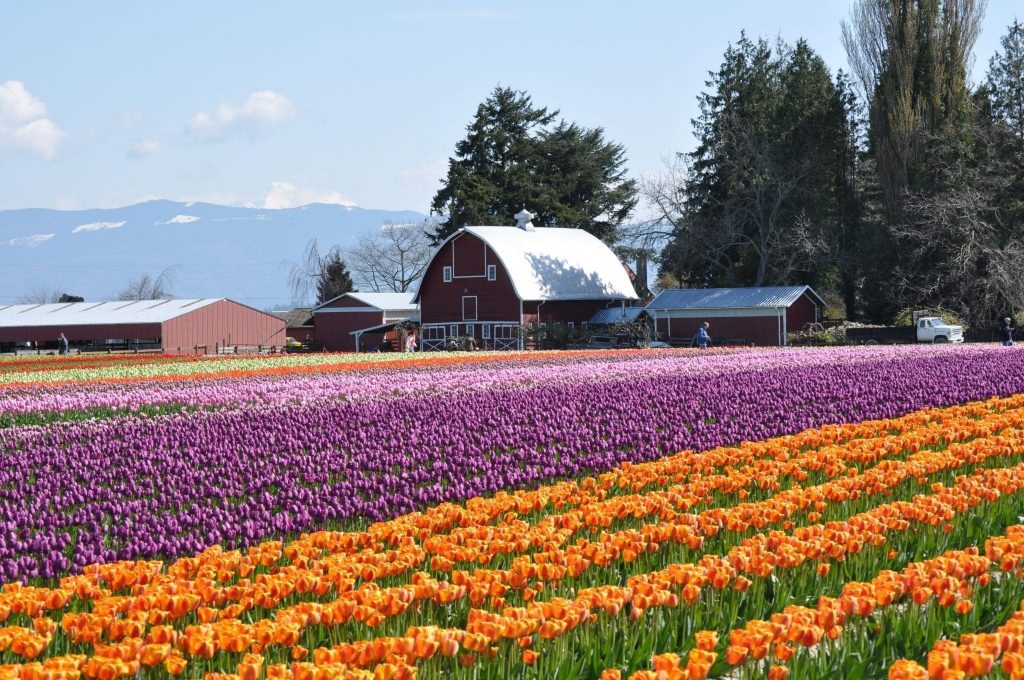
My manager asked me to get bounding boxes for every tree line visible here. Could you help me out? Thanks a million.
[654,1,1024,331]
[90,0,1018,321]
[418,0,1024,333]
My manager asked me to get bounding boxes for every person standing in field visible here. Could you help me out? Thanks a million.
[1001,317,1014,346]
[58,333,69,355]
[694,322,711,350]
[405,331,417,353]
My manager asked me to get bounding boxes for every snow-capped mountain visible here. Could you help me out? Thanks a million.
[0,200,427,309]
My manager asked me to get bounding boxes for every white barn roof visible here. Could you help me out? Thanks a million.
[0,299,222,327]
[646,286,825,311]
[312,291,417,313]
[419,225,637,302]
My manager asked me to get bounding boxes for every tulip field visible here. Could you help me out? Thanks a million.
[5,346,1024,679]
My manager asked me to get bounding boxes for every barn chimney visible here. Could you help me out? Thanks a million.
[514,208,535,231]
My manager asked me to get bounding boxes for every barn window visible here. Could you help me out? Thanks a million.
[449,324,458,337]
[466,324,475,337]
[482,325,491,339]
[568,321,575,331]
[487,264,496,281]
[443,266,453,283]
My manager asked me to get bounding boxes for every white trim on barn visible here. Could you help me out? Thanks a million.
[413,225,637,303]
[420,321,521,351]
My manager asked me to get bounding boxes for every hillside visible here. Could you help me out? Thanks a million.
[0,200,427,309]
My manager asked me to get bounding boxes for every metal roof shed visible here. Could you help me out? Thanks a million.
[588,306,647,325]
[0,298,286,354]
[311,292,419,352]
[645,286,825,346]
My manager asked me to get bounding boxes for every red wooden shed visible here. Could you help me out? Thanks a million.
[414,210,638,350]
[645,286,825,347]
[0,299,286,354]
[272,308,315,344]
[311,292,418,352]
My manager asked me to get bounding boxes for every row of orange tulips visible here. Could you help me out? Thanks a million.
[2,396,1024,678]
[888,526,1024,680]
[0,397,1012,653]
[625,527,1020,680]
[3,430,1015,679]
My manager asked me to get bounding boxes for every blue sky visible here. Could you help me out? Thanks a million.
[1,1,1019,214]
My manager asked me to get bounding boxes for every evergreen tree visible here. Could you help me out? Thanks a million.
[316,250,353,305]
[985,20,1024,232]
[987,19,1024,140]
[656,36,857,290]
[430,86,637,243]
[830,71,865,319]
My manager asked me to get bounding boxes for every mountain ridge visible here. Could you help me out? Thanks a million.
[0,200,428,309]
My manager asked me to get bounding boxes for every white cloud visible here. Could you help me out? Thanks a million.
[186,91,295,143]
[261,181,357,209]
[71,220,126,234]
[4,233,54,247]
[0,81,65,159]
[398,158,447,204]
[126,135,163,159]
[118,109,144,130]
[157,214,200,225]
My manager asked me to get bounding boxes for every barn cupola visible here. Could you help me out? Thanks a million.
[514,208,535,232]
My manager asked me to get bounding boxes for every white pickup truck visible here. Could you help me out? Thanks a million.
[913,317,965,343]
[847,315,965,344]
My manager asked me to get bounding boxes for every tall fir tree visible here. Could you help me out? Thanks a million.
[986,19,1024,140]
[316,250,353,305]
[984,19,1024,232]
[430,86,637,243]
[658,36,857,291]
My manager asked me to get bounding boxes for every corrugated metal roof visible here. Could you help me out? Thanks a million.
[646,286,824,311]
[271,308,314,327]
[0,299,222,327]
[588,306,646,325]
[415,226,638,302]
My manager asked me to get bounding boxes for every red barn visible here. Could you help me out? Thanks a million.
[414,210,638,350]
[645,286,825,347]
[311,292,418,352]
[0,298,286,354]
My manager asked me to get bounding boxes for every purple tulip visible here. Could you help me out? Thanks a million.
[0,345,1022,581]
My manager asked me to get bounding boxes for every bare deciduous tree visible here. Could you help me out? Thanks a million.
[643,156,745,285]
[18,284,65,304]
[890,127,1024,329]
[286,239,353,305]
[646,128,816,287]
[345,221,433,293]
[116,267,177,301]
